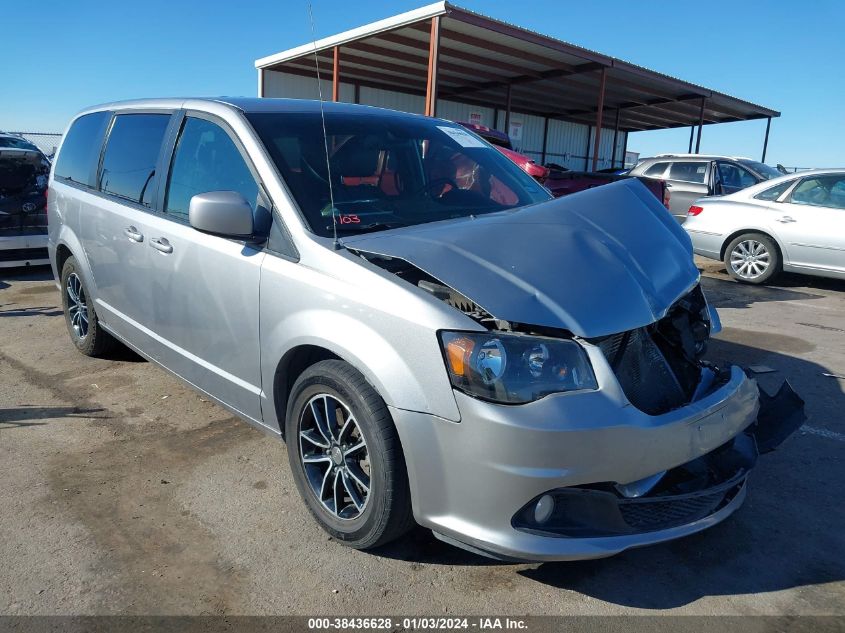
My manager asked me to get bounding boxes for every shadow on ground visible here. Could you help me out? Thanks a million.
[699,265,845,311]
[0,265,54,289]
[0,406,108,426]
[0,305,63,317]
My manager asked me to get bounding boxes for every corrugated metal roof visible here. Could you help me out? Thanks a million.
[255,2,779,132]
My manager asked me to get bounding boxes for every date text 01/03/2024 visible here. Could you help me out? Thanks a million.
[307,617,528,630]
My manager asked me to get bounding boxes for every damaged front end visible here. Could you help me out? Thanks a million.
[355,251,805,554]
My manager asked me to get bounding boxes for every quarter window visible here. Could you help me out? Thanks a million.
[668,162,707,184]
[54,111,111,187]
[165,117,259,220]
[99,114,170,206]
[754,180,794,202]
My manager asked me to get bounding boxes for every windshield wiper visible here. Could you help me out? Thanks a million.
[332,222,405,234]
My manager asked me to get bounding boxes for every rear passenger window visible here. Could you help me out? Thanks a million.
[54,111,110,187]
[668,162,707,183]
[99,114,170,206]
[165,117,259,220]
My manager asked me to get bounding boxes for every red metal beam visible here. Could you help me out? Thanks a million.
[425,16,441,117]
[592,67,607,170]
[332,46,340,102]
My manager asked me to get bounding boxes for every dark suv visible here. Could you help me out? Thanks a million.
[629,154,782,223]
[0,133,50,267]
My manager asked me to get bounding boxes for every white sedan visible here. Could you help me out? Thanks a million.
[683,169,845,284]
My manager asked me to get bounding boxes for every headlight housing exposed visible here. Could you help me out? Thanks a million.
[439,331,597,404]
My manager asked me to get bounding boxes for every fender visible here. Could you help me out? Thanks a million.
[260,307,462,430]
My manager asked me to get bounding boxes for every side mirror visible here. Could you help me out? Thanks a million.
[188,191,254,238]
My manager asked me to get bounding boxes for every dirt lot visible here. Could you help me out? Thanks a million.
[1,259,843,617]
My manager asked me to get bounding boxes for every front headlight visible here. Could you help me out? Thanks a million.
[439,330,598,404]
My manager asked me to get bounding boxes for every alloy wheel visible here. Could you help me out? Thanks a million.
[298,394,371,520]
[66,272,89,339]
[729,239,771,280]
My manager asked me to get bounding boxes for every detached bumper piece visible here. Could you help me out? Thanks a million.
[513,433,757,538]
[748,379,806,454]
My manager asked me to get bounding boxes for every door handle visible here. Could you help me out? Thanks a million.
[150,237,173,254]
[777,215,797,223]
[124,226,144,242]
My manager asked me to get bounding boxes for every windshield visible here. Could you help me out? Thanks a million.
[247,111,550,236]
[739,159,782,180]
[0,137,39,151]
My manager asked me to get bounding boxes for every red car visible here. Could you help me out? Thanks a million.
[457,122,549,181]
[458,121,669,208]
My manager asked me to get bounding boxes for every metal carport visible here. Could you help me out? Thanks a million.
[255,2,779,169]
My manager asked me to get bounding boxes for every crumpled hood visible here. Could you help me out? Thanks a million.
[343,179,700,338]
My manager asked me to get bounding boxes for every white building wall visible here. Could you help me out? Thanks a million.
[435,100,496,127]
[545,119,590,169]
[263,70,354,102]
[261,71,627,169]
[358,86,425,114]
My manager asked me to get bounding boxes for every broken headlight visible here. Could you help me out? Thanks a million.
[439,331,597,404]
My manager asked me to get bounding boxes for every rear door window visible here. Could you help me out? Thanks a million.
[164,116,259,220]
[668,162,707,183]
[54,111,111,187]
[99,114,170,206]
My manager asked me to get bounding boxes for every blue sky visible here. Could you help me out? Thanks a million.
[3,1,843,167]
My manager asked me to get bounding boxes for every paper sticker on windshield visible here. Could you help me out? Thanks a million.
[437,126,487,148]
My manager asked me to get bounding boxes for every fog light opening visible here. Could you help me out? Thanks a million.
[533,494,555,524]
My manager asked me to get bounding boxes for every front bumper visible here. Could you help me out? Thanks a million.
[0,233,49,268]
[392,365,760,562]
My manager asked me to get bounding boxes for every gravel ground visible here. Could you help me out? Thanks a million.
[0,259,843,617]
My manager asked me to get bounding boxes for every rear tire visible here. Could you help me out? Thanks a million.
[723,233,780,284]
[60,256,115,356]
[285,360,414,550]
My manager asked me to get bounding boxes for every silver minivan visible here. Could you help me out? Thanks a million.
[48,98,798,562]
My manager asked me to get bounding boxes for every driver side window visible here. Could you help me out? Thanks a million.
[165,117,259,220]
[717,162,757,189]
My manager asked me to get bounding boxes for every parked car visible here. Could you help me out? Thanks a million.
[684,169,845,284]
[0,133,51,267]
[457,121,549,180]
[49,98,799,562]
[630,154,783,223]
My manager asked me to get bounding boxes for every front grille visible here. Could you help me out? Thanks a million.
[598,327,687,415]
[513,472,747,538]
[618,490,727,530]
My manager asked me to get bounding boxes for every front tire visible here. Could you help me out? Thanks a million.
[60,256,115,356]
[285,360,414,549]
[724,233,780,284]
